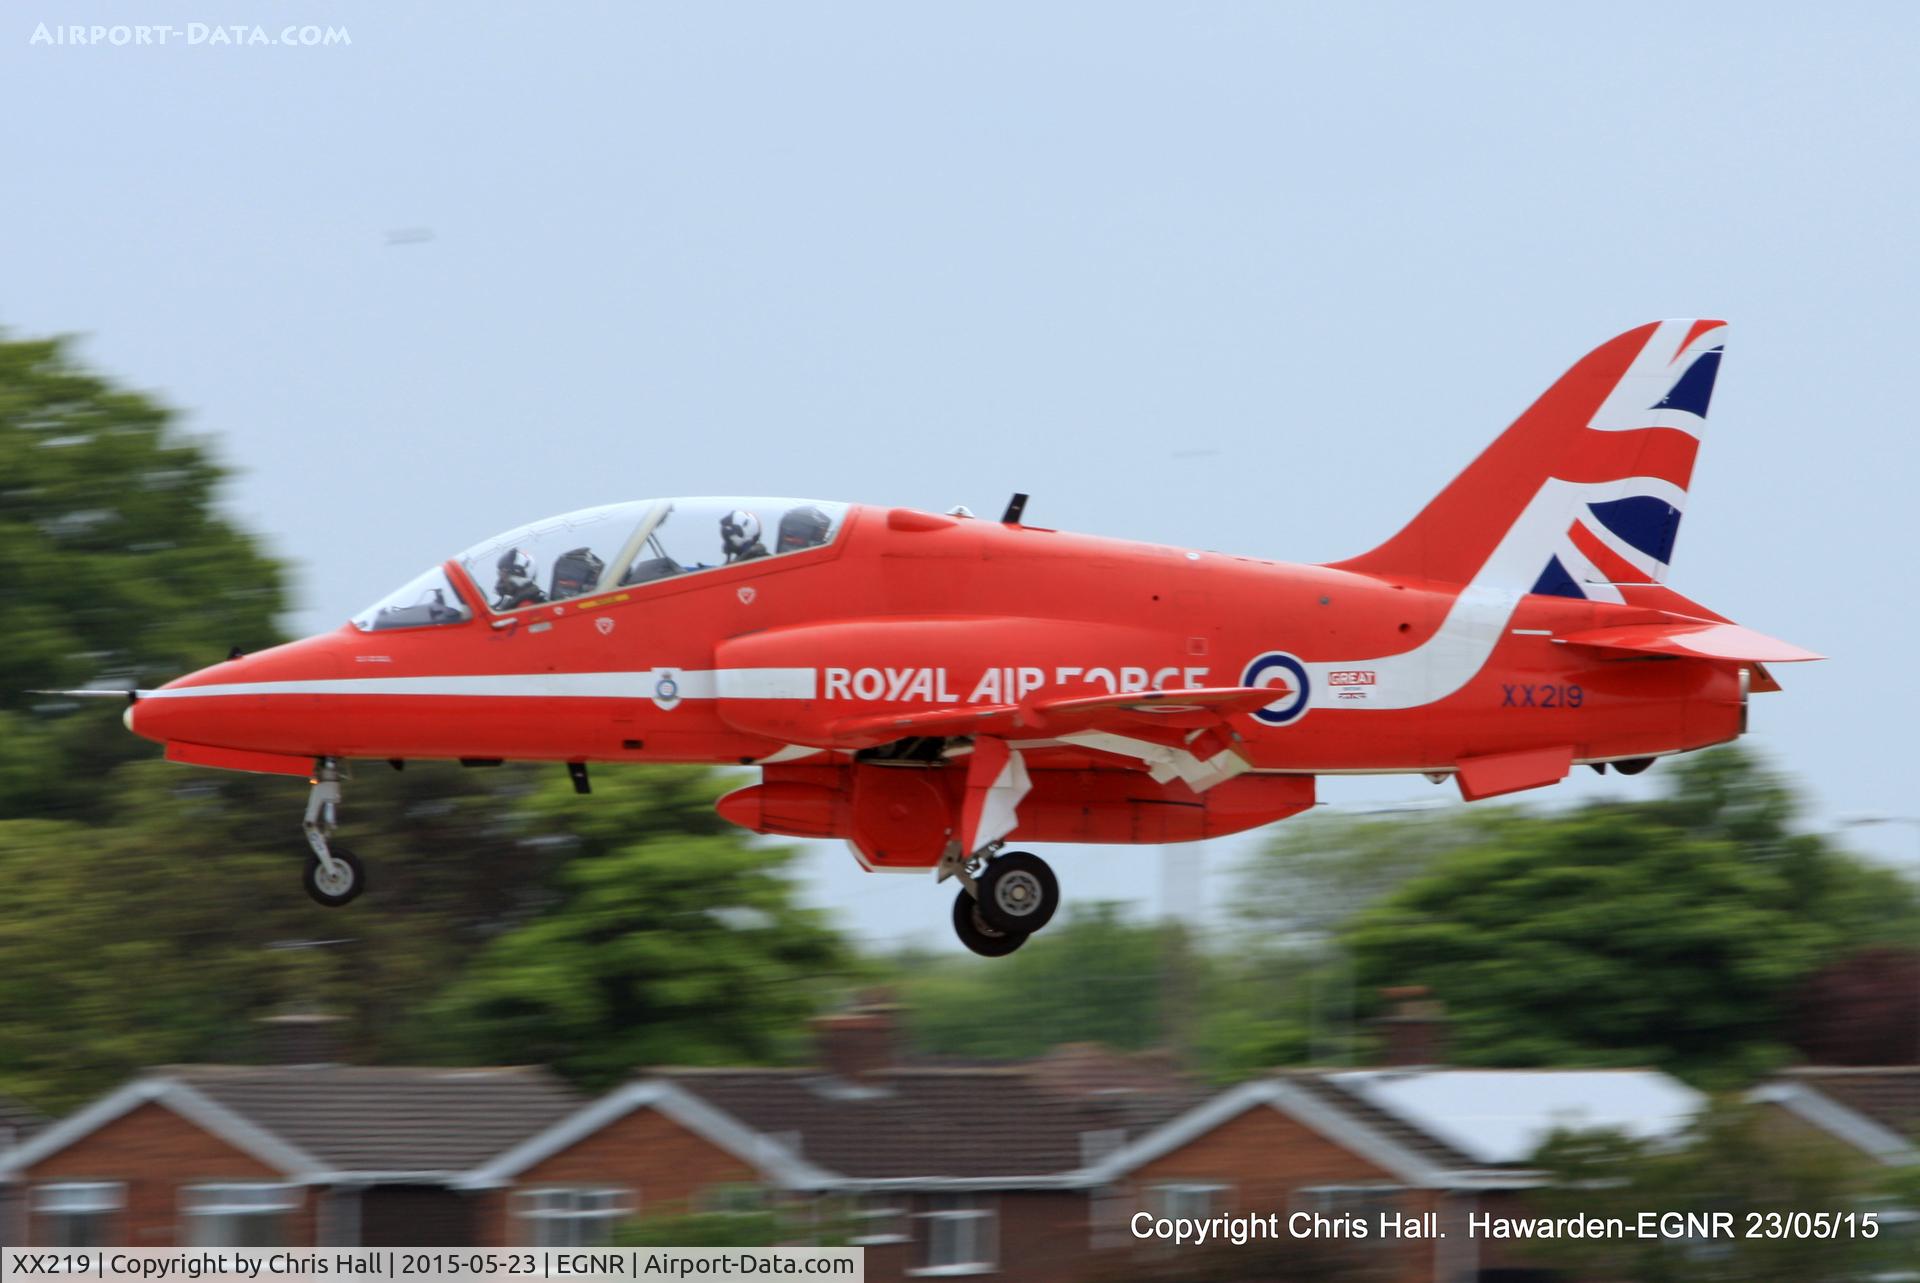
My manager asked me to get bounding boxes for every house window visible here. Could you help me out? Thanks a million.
[33,1183,122,1248]
[912,1195,995,1276]
[514,1189,633,1248]
[848,1194,907,1246]
[1147,1183,1229,1221]
[181,1184,300,1247]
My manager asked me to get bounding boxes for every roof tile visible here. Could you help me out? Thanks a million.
[162,1065,585,1173]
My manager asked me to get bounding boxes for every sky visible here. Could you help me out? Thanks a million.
[4,3,1917,948]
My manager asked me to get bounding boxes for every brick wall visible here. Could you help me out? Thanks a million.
[21,1102,315,1246]
[475,1106,759,1247]
[1124,1100,1442,1283]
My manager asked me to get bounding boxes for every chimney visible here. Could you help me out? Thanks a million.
[1375,986,1447,1067]
[814,996,898,1081]
[258,1011,346,1066]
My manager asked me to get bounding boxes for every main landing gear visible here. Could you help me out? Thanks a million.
[302,757,366,907]
[947,848,1061,957]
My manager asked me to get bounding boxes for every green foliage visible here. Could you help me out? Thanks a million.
[894,902,1176,1060]
[0,761,848,1110]
[1347,810,1825,1080]
[1200,808,1517,1075]
[613,1210,797,1248]
[1229,807,1514,945]
[430,766,851,1086]
[0,758,569,1108]
[1338,747,1920,1083]
[0,334,287,814]
[1525,1098,1905,1282]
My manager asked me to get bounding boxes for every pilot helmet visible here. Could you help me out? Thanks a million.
[496,546,537,588]
[720,509,762,554]
[777,504,832,552]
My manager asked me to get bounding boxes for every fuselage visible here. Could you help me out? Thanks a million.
[128,501,1743,777]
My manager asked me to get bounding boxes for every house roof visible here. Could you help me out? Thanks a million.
[1778,1068,1920,1141]
[1319,1069,1704,1167]
[0,1066,585,1183]
[1750,1068,1920,1166]
[1089,1067,1705,1191]
[465,1047,1204,1191]
[163,1066,586,1175]
[654,1066,1201,1181]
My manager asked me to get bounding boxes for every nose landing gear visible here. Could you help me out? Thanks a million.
[947,848,1061,957]
[302,757,366,907]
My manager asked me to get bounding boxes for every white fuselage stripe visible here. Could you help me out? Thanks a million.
[142,669,817,701]
[1299,475,1689,711]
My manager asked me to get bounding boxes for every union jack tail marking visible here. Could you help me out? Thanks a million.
[1330,319,1727,599]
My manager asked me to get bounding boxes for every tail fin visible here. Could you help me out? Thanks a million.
[1329,319,1727,602]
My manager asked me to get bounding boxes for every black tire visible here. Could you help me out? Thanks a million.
[1613,757,1655,776]
[304,845,366,907]
[952,888,1028,957]
[975,850,1060,935]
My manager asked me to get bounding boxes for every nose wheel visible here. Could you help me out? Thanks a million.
[948,849,1060,957]
[301,757,366,907]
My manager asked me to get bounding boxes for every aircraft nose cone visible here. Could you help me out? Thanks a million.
[128,634,350,749]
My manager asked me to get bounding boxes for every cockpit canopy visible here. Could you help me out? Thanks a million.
[352,497,848,631]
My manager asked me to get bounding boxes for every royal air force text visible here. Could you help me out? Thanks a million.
[823,665,1213,704]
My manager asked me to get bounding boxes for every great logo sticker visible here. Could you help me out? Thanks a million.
[1241,651,1311,725]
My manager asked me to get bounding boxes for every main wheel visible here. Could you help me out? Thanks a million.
[952,888,1028,957]
[975,851,1060,935]
[304,845,366,907]
[1613,757,1655,776]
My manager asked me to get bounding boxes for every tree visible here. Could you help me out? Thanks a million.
[1788,947,1920,1065]
[0,334,287,815]
[0,758,853,1109]
[1202,808,1516,1075]
[894,902,1176,1061]
[1346,808,1829,1081]
[1340,748,1920,1083]
[430,766,852,1085]
[1525,1099,1901,1282]
[1229,807,1513,947]
[0,757,578,1109]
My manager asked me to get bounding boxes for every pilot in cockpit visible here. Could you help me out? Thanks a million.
[776,504,833,553]
[493,547,547,610]
[720,509,769,563]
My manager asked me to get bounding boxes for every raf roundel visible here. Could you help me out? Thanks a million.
[1241,651,1311,725]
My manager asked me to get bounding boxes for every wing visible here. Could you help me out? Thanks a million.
[826,686,1277,794]
[823,685,1277,745]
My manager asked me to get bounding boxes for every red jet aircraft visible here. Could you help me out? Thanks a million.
[94,319,1819,954]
